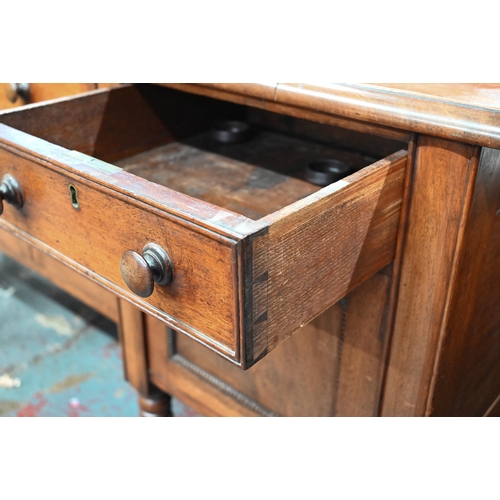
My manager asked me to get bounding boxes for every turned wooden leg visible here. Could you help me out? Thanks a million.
[118,299,174,417]
[138,389,173,417]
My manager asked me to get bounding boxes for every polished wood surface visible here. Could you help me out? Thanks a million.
[0,225,119,322]
[370,83,500,110]
[118,299,150,395]
[0,87,252,233]
[1,83,499,416]
[246,106,407,159]
[426,147,500,416]
[118,299,173,416]
[116,132,321,220]
[147,269,392,416]
[381,137,479,416]
[0,85,406,367]
[163,83,500,149]
[138,391,172,417]
[120,250,157,298]
[164,83,410,143]
[0,141,241,360]
[0,83,96,110]
[18,83,97,104]
[117,128,407,366]
[247,151,406,364]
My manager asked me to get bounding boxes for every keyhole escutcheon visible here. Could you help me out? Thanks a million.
[68,184,79,210]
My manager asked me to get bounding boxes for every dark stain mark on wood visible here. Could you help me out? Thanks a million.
[253,271,268,284]
[253,311,268,325]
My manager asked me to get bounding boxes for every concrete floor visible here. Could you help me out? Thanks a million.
[0,252,197,417]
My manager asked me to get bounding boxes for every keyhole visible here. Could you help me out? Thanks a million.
[68,184,79,209]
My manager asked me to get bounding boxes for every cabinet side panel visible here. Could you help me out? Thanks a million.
[429,147,500,416]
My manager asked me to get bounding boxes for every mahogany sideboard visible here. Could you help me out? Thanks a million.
[0,83,499,417]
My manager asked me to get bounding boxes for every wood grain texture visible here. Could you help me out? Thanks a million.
[162,83,500,149]
[199,83,500,148]
[0,89,258,235]
[0,132,405,368]
[334,269,392,416]
[245,150,407,365]
[370,83,500,110]
[427,147,500,416]
[374,135,417,415]
[118,300,173,416]
[115,128,378,220]
[148,270,392,416]
[0,84,251,165]
[246,106,407,159]
[0,225,119,322]
[23,83,97,103]
[4,82,499,416]
[0,86,406,368]
[162,83,410,143]
[189,83,279,101]
[145,317,273,416]
[381,136,479,416]
[116,133,322,220]
[275,84,500,149]
[118,299,149,394]
[0,144,242,360]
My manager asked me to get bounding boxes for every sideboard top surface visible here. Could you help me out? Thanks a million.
[368,83,500,111]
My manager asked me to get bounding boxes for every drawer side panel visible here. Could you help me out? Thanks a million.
[246,151,407,365]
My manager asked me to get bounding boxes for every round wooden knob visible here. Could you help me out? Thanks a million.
[0,174,24,216]
[4,83,30,103]
[120,243,172,298]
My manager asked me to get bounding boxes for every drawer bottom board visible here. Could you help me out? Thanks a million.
[116,128,377,220]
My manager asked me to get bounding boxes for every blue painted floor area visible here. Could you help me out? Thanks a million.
[0,252,196,417]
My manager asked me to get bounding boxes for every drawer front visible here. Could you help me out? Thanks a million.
[0,84,27,110]
[0,144,241,360]
[0,83,97,110]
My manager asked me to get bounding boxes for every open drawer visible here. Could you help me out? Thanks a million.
[0,84,407,368]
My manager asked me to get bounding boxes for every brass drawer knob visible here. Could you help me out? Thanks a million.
[0,174,24,216]
[4,83,30,103]
[120,243,173,298]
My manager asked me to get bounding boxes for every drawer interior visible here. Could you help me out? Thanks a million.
[0,84,407,221]
[115,128,379,221]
